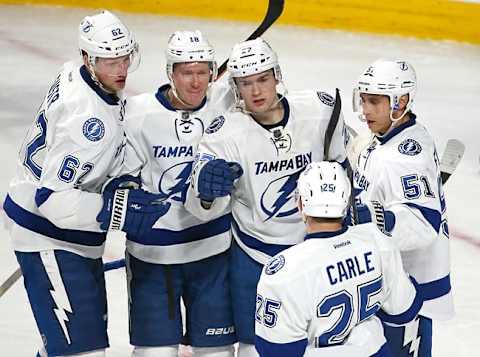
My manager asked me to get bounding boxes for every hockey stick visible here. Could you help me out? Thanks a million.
[0,259,126,299]
[346,125,464,185]
[0,267,21,299]
[440,139,465,184]
[217,0,285,77]
[322,90,359,223]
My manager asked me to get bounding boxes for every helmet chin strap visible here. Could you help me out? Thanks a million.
[86,58,118,94]
[235,80,288,117]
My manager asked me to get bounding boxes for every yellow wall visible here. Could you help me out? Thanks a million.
[2,0,479,44]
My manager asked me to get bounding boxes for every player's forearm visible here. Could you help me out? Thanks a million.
[38,188,103,232]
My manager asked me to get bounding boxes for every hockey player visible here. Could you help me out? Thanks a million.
[255,161,423,357]
[2,11,169,357]
[350,59,454,356]
[185,38,347,357]
[121,31,236,357]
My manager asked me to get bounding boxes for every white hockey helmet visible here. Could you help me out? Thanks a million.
[227,38,285,110]
[165,30,217,82]
[353,59,416,122]
[227,38,281,79]
[78,10,139,71]
[296,161,351,218]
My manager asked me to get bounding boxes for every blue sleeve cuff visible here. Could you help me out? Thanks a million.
[377,277,423,325]
[404,202,441,233]
[35,187,54,207]
[255,335,307,357]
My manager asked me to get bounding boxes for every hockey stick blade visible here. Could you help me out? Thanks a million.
[0,267,22,299]
[440,139,465,184]
[217,0,285,76]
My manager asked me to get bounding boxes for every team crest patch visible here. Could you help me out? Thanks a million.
[265,255,285,275]
[398,138,422,156]
[205,115,225,134]
[317,92,335,107]
[83,118,105,142]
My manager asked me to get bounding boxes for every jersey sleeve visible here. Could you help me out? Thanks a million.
[185,117,237,220]
[35,102,115,232]
[375,235,423,325]
[375,142,441,251]
[255,272,309,357]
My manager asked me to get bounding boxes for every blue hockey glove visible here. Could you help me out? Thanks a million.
[97,188,171,237]
[356,200,396,235]
[198,159,243,202]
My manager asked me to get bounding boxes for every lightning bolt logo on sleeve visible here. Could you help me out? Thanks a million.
[40,251,73,345]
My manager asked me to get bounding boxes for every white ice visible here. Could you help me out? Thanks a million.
[0,4,479,356]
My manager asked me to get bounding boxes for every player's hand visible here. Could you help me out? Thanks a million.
[355,201,396,235]
[198,159,243,202]
[97,188,171,237]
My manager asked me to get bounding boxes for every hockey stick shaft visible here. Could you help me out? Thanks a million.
[0,259,126,299]
[217,0,285,76]
[0,267,21,299]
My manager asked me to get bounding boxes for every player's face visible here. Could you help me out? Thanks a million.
[94,55,131,92]
[359,93,392,134]
[171,62,211,109]
[236,70,278,114]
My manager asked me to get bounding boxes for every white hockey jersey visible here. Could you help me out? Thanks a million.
[255,224,422,357]
[353,115,454,320]
[121,79,234,264]
[186,90,347,265]
[3,62,127,259]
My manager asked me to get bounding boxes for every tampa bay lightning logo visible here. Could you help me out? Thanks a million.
[261,169,303,221]
[398,138,422,156]
[81,20,93,33]
[175,115,204,142]
[206,116,225,134]
[317,91,335,107]
[157,161,193,203]
[265,255,285,275]
[82,118,105,142]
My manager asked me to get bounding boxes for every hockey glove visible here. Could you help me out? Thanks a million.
[356,201,396,235]
[198,159,243,202]
[97,188,171,237]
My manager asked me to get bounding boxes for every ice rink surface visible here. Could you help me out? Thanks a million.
[0,4,479,356]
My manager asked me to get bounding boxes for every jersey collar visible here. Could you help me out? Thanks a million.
[256,95,290,131]
[79,65,120,106]
[376,113,417,145]
[155,84,207,112]
[304,225,348,240]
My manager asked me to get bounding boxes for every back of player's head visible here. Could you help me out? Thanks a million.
[296,161,351,218]
[165,30,217,81]
[353,59,417,120]
[227,38,281,79]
